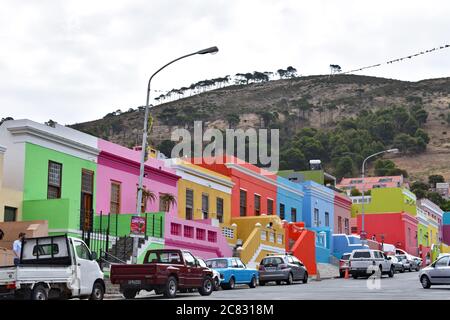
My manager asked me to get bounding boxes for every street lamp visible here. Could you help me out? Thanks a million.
[132,46,219,264]
[360,148,399,245]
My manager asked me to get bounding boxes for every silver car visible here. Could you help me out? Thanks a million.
[419,254,450,289]
[258,254,308,285]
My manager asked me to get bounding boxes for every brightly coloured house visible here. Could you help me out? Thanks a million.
[416,206,431,265]
[444,212,450,246]
[0,119,99,236]
[276,176,304,223]
[0,144,22,222]
[337,175,406,194]
[418,199,443,261]
[351,187,418,255]
[334,191,351,235]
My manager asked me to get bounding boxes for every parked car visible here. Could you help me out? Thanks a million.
[396,254,414,272]
[258,254,308,285]
[205,257,258,290]
[419,254,450,289]
[197,258,221,290]
[110,249,214,298]
[349,249,395,279]
[0,235,105,300]
[339,253,351,278]
[389,256,405,273]
[410,256,422,271]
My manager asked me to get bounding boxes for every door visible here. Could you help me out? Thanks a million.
[182,252,201,287]
[235,258,247,283]
[80,170,94,234]
[73,239,98,296]
[291,256,304,279]
[429,256,450,284]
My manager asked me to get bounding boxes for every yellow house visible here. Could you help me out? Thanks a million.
[164,159,233,224]
[0,145,23,222]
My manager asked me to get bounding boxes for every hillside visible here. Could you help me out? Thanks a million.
[70,74,450,181]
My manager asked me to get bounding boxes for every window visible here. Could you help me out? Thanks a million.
[435,256,450,268]
[254,194,261,216]
[184,225,194,238]
[182,252,196,267]
[267,199,274,215]
[280,203,285,220]
[47,161,62,199]
[352,251,371,259]
[239,190,247,216]
[236,259,245,268]
[216,197,224,223]
[206,259,228,268]
[230,259,239,268]
[186,189,194,220]
[159,195,169,212]
[344,218,350,235]
[261,257,283,266]
[81,170,94,194]
[202,193,209,219]
[291,208,297,222]
[325,212,330,227]
[4,207,17,222]
[314,208,319,227]
[156,252,182,264]
[33,244,59,257]
[196,228,206,240]
[170,223,181,236]
[110,182,121,214]
[208,231,217,243]
[74,241,91,260]
[337,216,342,233]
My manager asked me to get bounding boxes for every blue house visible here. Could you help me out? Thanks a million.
[276,176,304,223]
[301,180,335,263]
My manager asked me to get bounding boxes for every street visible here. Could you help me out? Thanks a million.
[107,272,450,300]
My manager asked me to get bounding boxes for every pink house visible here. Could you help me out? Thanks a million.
[337,176,406,194]
[96,139,179,215]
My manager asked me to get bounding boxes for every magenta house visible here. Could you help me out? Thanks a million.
[96,139,179,216]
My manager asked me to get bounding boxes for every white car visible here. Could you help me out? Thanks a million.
[197,258,222,290]
[349,249,395,279]
[419,254,450,289]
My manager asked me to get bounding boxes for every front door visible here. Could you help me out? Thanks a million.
[80,170,94,234]
[429,256,450,284]
[73,239,97,296]
[182,252,201,286]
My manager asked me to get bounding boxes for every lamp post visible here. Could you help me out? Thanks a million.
[360,148,399,246]
[132,46,219,264]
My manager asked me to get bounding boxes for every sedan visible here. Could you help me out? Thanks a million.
[419,254,450,289]
[206,257,258,290]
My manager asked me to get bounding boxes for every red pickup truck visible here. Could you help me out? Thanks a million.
[110,249,214,298]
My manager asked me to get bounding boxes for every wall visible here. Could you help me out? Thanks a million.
[334,192,351,234]
[0,147,23,221]
[332,234,368,258]
[96,139,178,216]
[276,176,304,223]
[351,188,416,217]
[356,212,418,255]
[301,181,334,231]
[22,143,97,232]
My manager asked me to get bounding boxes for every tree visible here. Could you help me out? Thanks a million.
[141,188,156,213]
[159,193,177,212]
[350,188,362,196]
[374,159,396,176]
[426,191,445,207]
[226,113,240,129]
[329,64,342,75]
[335,156,354,180]
[413,108,428,125]
[428,175,445,188]
[279,148,307,170]
[410,181,430,199]
[157,140,176,158]
[415,129,430,144]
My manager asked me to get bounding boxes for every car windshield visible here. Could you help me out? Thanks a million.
[197,258,207,268]
[352,251,371,258]
[206,259,228,268]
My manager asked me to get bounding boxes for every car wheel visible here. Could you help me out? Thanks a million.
[198,277,214,296]
[164,276,178,298]
[388,266,395,278]
[352,274,358,279]
[89,282,105,300]
[286,272,294,285]
[213,277,220,291]
[400,266,405,273]
[249,276,257,288]
[302,272,308,284]
[31,285,48,301]
[259,281,266,286]
[123,288,138,299]
[421,275,431,289]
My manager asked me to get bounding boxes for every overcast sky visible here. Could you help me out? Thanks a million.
[1,0,450,125]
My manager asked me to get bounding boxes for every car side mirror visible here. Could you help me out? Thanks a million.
[90,252,97,261]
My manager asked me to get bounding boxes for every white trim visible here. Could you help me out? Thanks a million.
[226,163,305,197]
[8,124,100,158]
[247,244,286,269]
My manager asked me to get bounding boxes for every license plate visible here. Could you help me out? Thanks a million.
[128,280,141,285]
[265,267,276,271]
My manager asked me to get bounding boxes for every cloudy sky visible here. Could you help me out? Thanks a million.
[1,0,450,125]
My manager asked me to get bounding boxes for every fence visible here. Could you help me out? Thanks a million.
[80,211,165,262]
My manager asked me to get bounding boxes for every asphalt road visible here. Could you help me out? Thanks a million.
[109,271,450,300]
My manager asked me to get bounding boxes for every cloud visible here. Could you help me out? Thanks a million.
[1,0,449,124]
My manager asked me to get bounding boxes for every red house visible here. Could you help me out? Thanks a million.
[334,192,352,235]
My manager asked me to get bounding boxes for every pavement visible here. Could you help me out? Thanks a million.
[105,271,450,300]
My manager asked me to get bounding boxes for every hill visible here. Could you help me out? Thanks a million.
[70,74,450,182]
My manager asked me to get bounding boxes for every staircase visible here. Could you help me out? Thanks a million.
[108,237,146,264]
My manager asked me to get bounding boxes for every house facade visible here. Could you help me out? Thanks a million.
[0,144,22,222]
[276,176,304,223]
[337,175,405,194]
[334,191,351,235]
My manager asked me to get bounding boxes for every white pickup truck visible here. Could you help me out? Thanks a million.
[349,249,395,279]
[0,235,105,300]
